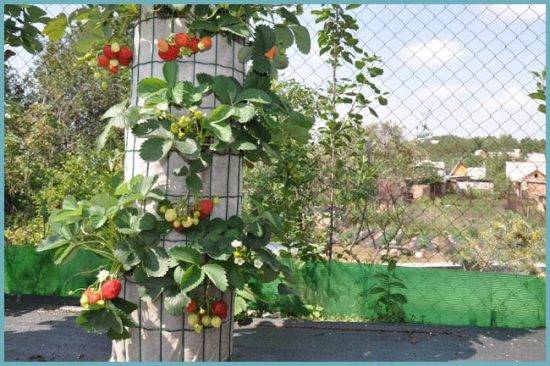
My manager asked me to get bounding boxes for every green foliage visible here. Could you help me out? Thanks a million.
[417,134,545,168]
[449,213,545,275]
[4,4,51,57]
[529,68,546,114]
[364,259,407,323]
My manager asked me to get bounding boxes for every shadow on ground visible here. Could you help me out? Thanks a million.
[4,296,545,362]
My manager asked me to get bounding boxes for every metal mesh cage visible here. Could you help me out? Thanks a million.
[112,6,244,361]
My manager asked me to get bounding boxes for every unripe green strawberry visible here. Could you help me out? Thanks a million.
[170,123,179,134]
[101,81,108,90]
[193,323,203,333]
[164,208,177,222]
[111,42,120,53]
[210,316,222,328]
[94,71,102,78]
[80,293,89,307]
[187,313,199,326]
[201,315,212,327]
[182,216,194,228]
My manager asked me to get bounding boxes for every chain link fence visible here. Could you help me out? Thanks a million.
[4,4,546,327]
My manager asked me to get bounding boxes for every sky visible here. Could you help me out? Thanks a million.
[6,4,546,140]
[281,4,546,140]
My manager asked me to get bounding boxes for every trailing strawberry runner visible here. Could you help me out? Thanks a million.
[38,4,312,362]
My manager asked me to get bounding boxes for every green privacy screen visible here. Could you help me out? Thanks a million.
[262,261,546,329]
[4,245,105,297]
[4,246,545,328]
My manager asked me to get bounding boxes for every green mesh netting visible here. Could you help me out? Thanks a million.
[260,261,546,329]
[4,247,545,328]
[4,245,106,297]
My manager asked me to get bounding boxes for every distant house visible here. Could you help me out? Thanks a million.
[506,161,546,198]
[447,161,492,191]
[524,169,546,198]
[410,161,446,199]
[448,161,468,180]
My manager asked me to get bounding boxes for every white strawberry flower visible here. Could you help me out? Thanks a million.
[97,269,110,282]
[231,239,243,248]
[253,259,263,269]
[234,257,245,266]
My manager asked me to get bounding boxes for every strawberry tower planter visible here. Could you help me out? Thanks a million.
[37,4,312,363]
[112,6,244,361]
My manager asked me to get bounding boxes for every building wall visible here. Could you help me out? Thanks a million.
[456,180,494,191]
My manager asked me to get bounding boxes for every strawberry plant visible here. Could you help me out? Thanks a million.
[38,5,312,343]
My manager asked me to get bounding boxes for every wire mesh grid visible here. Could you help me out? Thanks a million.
[113,9,244,361]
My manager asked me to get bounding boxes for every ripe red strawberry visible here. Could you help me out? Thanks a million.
[189,37,200,54]
[119,57,132,67]
[117,46,133,64]
[185,299,198,313]
[198,36,212,51]
[84,288,102,304]
[101,279,122,299]
[97,54,109,67]
[108,64,119,74]
[103,44,116,59]
[175,33,191,48]
[199,199,214,217]
[211,299,228,319]
[159,45,179,61]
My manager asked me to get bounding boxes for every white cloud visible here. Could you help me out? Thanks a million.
[486,4,545,22]
[415,84,471,101]
[398,38,463,67]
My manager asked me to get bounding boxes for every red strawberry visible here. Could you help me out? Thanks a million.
[198,36,212,51]
[117,46,133,64]
[103,44,117,59]
[119,57,132,67]
[185,299,198,313]
[84,288,102,304]
[189,37,200,54]
[157,39,169,52]
[108,64,119,74]
[198,199,214,217]
[175,33,191,48]
[159,45,179,61]
[101,279,122,300]
[264,46,277,60]
[211,299,228,319]
[97,54,109,67]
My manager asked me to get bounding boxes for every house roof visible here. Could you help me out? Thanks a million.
[505,161,546,182]
[526,153,545,163]
[449,161,467,176]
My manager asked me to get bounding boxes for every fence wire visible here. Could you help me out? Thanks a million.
[4,4,547,327]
